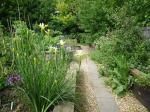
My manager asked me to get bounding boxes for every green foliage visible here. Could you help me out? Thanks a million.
[77,0,150,43]
[12,21,75,112]
[135,73,150,88]
[77,0,114,34]
[132,41,150,73]
[51,0,77,33]
[91,25,150,95]
[0,0,149,98]
[127,0,150,26]
[108,55,133,95]
[0,77,5,90]
[91,2,150,95]
[0,25,13,90]
[91,37,134,95]
[0,0,54,27]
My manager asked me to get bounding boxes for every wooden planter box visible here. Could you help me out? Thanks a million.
[132,85,150,111]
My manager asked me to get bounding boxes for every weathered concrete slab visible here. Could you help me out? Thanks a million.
[81,57,119,112]
[53,102,74,112]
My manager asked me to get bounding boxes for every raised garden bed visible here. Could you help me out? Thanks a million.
[0,88,30,112]
[131,69,150,111]
[0,91,72,112]
[0,61,78,112]
[133,85,150,111]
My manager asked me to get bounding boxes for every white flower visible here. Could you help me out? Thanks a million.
[39,23,48,30]
[59,40,65,46]
[48,46,58,53]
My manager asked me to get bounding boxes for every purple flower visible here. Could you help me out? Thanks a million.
[7,74,22,86]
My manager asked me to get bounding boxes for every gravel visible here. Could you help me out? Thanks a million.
[75,71,99,112]
[115,92,149,112]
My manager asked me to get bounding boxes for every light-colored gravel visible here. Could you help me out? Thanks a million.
[102,76,149,112]
[101,74,149,112]
[75,71,99,112]
[75,45,99,112]
[115,92,149,112]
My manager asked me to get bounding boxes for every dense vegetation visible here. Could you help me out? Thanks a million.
[0,0,150,111]
[88,0,150,95]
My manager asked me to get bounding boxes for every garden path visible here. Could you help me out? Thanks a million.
[80,46,119,112]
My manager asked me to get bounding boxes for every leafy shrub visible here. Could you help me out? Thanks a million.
[92,34,116,67]
[51,0,77,33]
[77,0,115,34]
[91,7,150,95]
[131,40,150,73]
[135,73,150,88]
[12,21,75,112]
[91,26,149,95]
[108,55,133,95]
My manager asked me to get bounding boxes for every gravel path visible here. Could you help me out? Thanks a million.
[75,71,99,112]
[75,46,99,112]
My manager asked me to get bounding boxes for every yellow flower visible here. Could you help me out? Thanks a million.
[59,40,65,46]
[39,23,48,30]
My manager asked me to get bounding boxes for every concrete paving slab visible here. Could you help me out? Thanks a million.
[81,57,119,112]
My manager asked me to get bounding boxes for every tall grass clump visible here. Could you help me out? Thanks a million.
[11,21,75,112]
